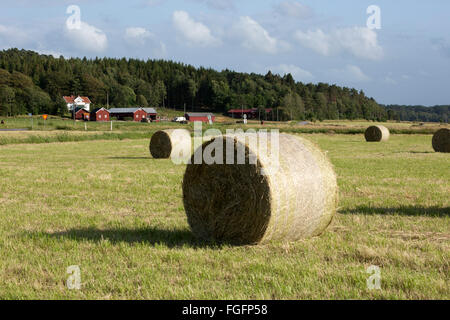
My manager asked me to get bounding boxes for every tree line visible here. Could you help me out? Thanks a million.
[384,105,448,123]
[0,48,447,122]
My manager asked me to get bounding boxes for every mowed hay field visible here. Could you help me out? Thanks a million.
[0,134,448,299]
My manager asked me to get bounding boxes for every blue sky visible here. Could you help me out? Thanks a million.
[1,0,449,105]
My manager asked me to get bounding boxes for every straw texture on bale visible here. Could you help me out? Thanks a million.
[432,128,450,153]
[149,129,191,159]
[182,133,338,245]
[365,125,390,142]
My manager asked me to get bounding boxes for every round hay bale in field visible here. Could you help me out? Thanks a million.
[432,128,450,153]
[364,125,390,142]
[149,129,191,159]
[182,133,338,245]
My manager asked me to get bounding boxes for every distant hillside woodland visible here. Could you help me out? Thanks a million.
[0,49,447,122]
[384,105,448,123]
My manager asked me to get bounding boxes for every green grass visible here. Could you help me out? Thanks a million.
[1,120,448,147]
[0,134,448,299]
[0,116,185,132]
[0,131,155,146]
[1,116,447,138]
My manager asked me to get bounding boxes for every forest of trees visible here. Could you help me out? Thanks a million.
[384,105,448,123]
[0,48,447,122]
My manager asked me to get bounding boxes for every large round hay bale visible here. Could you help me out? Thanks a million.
[149,129,191,159]
[182,133,338,245]
[365,125,390,142]
[432,128,450,153]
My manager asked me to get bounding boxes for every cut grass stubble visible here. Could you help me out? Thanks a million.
[0,134,448,299]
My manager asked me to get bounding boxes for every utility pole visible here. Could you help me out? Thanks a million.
[184,103,186,117]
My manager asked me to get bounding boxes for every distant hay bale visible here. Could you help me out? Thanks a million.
[365,125,390,142]
[432,128,450,153]
[149,129,191,159]
[182,133,338,245]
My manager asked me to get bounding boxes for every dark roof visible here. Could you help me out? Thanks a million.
[185,112,214,117]
[73,107,89,113]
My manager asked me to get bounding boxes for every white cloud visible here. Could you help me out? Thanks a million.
[233,16,288,54]
[293,29,331,56]
[345,65,370,82]
[35,49,64,58]
[125,27,154,45]
[124,27,166,58]
[0,24,64,57]
[331,65,370,82]
[64,21,107,53]
[173,11,221,47]
[294,27,383,60]
[0,24,31,48]
[275,1,313,19]
[335,27,383,60]
[268,64,313,82]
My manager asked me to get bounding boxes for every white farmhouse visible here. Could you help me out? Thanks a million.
[63,96,91,112]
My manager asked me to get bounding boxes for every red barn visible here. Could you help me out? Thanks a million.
[133,108,148,122]
[185,112,215,123]
[90,108,110,121]
[73,107,90,120]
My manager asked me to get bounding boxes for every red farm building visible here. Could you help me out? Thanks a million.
[133,108,148,122]
[90,108,110,121]
[73,107,90,121]
[108,107,157,122]
[185,112,215,123]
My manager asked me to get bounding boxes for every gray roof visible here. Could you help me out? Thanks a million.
[143,108,157,114]
[108,108,139,114]
[109,107,157,114]
[185,112,214,117]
